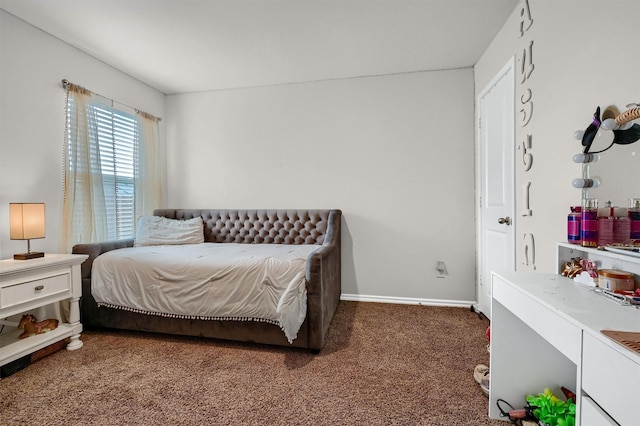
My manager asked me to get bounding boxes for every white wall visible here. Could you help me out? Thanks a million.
[0,10,165,259]
[475,0,640,273]
[166,70,476,303]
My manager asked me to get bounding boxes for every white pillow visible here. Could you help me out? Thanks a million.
[134,216,204,247]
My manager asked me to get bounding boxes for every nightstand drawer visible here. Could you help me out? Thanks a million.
[0,272,71,310]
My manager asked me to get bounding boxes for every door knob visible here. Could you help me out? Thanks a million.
[498,216,511,225]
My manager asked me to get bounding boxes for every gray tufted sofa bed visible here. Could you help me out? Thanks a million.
[72,209,342,353]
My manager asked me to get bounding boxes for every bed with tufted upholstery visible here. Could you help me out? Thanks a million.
[72,209,341,353]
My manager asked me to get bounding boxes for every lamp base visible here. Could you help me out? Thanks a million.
[14,252,44,260]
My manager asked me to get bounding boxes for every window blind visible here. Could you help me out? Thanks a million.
[95,105,138,240]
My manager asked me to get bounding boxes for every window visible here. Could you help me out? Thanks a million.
[62,81,162,251]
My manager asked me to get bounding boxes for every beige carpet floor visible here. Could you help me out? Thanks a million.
[0,301,504,425]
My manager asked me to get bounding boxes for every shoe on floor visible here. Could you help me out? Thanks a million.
[473,364,489,384]
[479,372,490,397]
[473,364,490,397]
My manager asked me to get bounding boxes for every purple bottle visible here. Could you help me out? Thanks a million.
[567,206,581,245]
[581,199,598,248]
[629,198,640,240]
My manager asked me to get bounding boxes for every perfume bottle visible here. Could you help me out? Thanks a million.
[567,206,581,245]
[629,198,640,239]
[581,198,598,247]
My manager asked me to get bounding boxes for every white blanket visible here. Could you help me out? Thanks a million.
[91,243,320,343]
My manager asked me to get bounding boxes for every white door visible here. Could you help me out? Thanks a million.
[476,58,516,319]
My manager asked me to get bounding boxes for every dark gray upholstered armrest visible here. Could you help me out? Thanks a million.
[305,210,342,350]
[72,239,135,281]
[72,239,135,328]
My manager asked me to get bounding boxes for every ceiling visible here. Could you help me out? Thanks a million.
[0,0,517,94]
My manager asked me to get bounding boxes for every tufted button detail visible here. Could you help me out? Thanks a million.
[170,209,332,245]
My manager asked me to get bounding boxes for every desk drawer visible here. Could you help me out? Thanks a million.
[582,332,640,425]
[0,272,71,310]
[492,275,581,363]
[580,395,617,426]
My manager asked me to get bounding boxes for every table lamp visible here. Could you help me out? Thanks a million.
[9,203,45,260]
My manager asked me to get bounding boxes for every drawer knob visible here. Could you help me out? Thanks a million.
[34,285,44,291]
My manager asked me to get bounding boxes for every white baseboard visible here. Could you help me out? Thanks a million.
[340,293,476,308]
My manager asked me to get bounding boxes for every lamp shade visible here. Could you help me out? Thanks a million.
[10,203,45,240]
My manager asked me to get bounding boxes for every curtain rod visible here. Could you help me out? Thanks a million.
[61,79,162,122]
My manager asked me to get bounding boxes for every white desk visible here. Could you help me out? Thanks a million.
[490,270,640,425]
[0,254,88,370]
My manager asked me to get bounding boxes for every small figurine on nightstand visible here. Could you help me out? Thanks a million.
[17,314,59,339]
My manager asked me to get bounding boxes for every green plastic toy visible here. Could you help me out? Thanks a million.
[525,388,576,426]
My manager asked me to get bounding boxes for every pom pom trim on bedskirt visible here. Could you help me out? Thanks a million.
[96,302,281,327]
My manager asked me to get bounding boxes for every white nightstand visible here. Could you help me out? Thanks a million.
[0,253,88,370]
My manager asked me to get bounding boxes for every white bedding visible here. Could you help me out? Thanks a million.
[91,243,320,343]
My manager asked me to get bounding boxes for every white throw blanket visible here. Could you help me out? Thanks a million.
[91,243,320,343]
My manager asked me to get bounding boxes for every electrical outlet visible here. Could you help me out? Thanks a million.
[436,261,447,278]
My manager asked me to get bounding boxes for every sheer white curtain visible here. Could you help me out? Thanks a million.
[61,82,163,252]
[135,111,164,218]
[61,84,109,252]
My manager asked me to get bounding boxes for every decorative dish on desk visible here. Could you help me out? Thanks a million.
[601,330,640,355]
